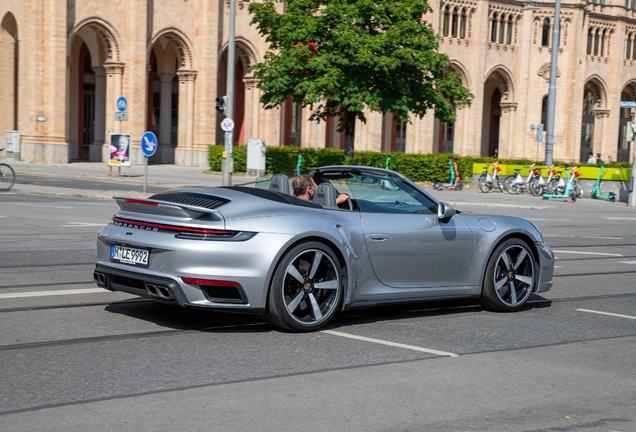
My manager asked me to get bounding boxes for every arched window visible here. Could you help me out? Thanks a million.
[506,16,513,44]
[491,14,498,43]
[587,28,593,55]
[499,15,506,43]
[600,29,606,57]
[632,34,636,59]
[594,29,600,56]
[541,18,550,47]
[443,6,450,37]
[451,7,458,37]
[541,96,548,127]
[459,9,467,39]
[627,35,632,60]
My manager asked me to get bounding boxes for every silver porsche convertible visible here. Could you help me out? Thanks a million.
[94,165,554,332]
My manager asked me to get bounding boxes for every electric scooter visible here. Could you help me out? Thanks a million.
[433,157,464,191]
[542,166,578,202]
[591,165,616,202]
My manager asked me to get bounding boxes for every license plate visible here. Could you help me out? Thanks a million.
[110,245,149,267]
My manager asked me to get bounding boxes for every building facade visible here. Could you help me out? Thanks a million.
[0,0,634,166]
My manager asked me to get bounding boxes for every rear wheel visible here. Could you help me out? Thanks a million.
[505,176,520,194]
[573,181,583,198]
[456,181,463,191]
[529,179,543,196]
[433,182,442,191]
[569,191,577,202]
[481,239,536,312]
[264,242,343,332]
[610,192,616,202]
[479,175,490,193]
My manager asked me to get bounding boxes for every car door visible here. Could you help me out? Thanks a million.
[347,175,473,288]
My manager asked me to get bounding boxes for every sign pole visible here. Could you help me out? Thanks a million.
[144,156,148,194]
[222,0,236,187]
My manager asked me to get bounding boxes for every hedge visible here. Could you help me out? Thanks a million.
[207,145,631,183]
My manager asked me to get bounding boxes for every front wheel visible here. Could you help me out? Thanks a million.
[479,176,491,193]
[529,180,543,197]
[481,238,536,312]
[264,242,343,332]
[0,163,16,191]
[569,191,577,202]
[455,181,463,191]
[573,181,584,199]
[505,176,520,194]
[433,182,442,191]
[610,192,616,202]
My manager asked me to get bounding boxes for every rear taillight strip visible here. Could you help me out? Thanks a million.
[112,217,233,235]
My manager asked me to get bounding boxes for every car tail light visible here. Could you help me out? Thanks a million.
[182,278,241,287]
[112,217,233,235]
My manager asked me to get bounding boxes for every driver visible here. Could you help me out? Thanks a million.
[292,175,349,205]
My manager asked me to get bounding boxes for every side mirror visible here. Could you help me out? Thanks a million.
[437,202,456,220]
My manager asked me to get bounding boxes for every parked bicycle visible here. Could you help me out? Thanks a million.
[0,149,16,191]
[504,164,537,194]
[479,161,503,193]
[542,166,580,202]
[529,165,556,196]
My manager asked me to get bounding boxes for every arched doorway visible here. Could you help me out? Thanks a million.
[580,91,595,162]
[0,12,18,152]
[481,68,514,158]
[69,22,117,162]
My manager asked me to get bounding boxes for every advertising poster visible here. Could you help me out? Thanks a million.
[109,133,131,166]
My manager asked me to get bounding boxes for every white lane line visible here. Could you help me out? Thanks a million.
[0,288,104,299]
[322,330,458,358]
[619,261,636,265]
[603,217,636,220]
[544,235,622,240]
[577,309,636,321]
[15,203,73,209]
[552,250,623,257]
[526,218,571,221]
[60,222,106,227]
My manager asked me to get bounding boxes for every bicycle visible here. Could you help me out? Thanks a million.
[504,164,537,194]
[542,166,579,202]
[479,162,503,193]
[529,165,556,196]
[0,149,16,191]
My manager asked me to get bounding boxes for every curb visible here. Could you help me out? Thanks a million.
[446,201,549,210]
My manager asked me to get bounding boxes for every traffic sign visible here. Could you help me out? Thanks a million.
[620,101,636,108]
[117,96,128,112]
[115,112,128,121]
[221,118,235,132]
[141,131,158,157]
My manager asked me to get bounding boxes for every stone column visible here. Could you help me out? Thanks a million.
[455,105,468,156]
[174,70,198,166]
[103,62,125,162]
[91,66,106,162]
[499,103,518,159]
[594,109,610,161]
[158,72,175,163]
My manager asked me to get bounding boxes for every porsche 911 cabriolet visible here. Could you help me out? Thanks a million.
[94,165,554,332]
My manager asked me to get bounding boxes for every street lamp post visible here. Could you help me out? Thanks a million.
[222,0,236,186]
[544,0,561,166]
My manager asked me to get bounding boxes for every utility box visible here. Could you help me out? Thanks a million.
[5,131,20,161]
[247,139,266,177]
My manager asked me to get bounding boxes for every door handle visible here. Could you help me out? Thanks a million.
[369,234,390,241]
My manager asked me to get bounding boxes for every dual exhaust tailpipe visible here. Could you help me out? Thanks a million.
[94,271,174,301]
[94,271,111,290]
[144,283,175,301]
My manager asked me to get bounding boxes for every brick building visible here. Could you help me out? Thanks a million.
[0,0,634,166]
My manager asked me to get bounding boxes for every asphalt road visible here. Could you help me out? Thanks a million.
[0,181,635,432]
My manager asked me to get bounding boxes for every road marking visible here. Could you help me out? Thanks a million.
[322,330,458,358]
[618,261,636,265]
[60,222,106,227]
[577,309,636,320]
[603,217,636,220]
[544,235,622,240]
[526,218,571,221]
[554,265,562,268]
[0,288,104,299]
[552,250,623,257]
[15,203,73,209]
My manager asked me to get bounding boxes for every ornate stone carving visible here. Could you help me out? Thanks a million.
[593,109,610,119]
[176,70,197,82]
[537,63,561,82]
[500,103,518,113]
[104,62,125,75]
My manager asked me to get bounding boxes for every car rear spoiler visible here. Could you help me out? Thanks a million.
[114,197,222,219]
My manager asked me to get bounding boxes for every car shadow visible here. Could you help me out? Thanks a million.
[103,294,552,333]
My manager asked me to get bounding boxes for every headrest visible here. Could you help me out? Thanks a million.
[313,182,338,208]
[269,174,290,195]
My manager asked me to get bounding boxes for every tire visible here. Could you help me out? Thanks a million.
[529,180,543,197]
[573,181,583,199]
[610,192,616,202]
[480,238,536,312]
[433,182,442,191]
[479,175,490,193]
[591,191,597,199]
[496,179,503,193]
[0,163,16,191]
[569,191,577,202]
[264,242,343,332]
[546,178,558,195]
[505,176,520,194]
[456,181,463,191]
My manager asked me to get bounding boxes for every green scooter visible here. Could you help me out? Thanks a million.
[591,166,616,202]
[542,166,578,202]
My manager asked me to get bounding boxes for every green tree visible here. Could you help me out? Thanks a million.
[248,0,473,156]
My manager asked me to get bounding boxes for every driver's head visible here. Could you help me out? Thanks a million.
[292,175,316,199]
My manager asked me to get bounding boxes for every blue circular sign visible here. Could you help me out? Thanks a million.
[117,96,128,112]
[141,131,158,157]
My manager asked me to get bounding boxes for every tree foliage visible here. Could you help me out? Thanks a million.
[248,0,473,129]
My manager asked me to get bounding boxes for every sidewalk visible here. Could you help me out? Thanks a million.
[7,161,633,211]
